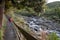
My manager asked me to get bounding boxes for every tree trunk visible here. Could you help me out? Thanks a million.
[0,4,4,29]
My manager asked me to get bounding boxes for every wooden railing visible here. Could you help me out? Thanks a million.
[13,21,37,40]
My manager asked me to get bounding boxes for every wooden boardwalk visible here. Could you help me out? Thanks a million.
[4,14,37,40]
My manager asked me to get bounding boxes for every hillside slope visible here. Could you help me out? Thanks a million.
[47,1,60,8]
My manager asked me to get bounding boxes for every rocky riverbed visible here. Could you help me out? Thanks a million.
[22,16,60,37]
[15,14,60,37]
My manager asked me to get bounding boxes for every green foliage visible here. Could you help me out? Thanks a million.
[5,0,13,10]
[43,7,60,22]
[5,0,46,13]
[0,29,4,40]
[48,32,60,40]
[14,8,38,17]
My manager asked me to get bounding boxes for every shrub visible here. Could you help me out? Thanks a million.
[47,32,60,40]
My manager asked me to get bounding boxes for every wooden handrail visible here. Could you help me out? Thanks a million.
[13,21,37,40]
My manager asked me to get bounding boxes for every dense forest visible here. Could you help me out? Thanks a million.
[47,1,60,8]
[43,1,60,23]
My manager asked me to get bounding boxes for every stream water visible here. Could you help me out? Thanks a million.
[23,16,60,37]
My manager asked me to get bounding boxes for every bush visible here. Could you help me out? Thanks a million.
[47,32,60,40]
